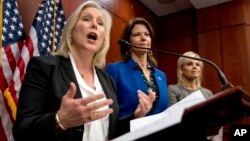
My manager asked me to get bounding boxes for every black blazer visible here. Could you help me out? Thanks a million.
[13,55,119,141]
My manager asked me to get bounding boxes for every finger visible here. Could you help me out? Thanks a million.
[79,94,105,106]
[137,91,152,111]
[87,99,113,111]
[148,89,156,102]
[64,82,77,99]
[137,90,149,100]
[138,99,148,113]
[90,109,113,121]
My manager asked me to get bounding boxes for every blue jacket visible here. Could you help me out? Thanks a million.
[105,58,168,118]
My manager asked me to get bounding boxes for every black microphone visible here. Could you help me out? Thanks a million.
[118,39,232,89]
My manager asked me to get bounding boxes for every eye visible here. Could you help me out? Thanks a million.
[186,62,193,66]
[195,62,200,67]
[144,32,150,36]
[82,15,90,21]
[97,19,104,26]
[132,33,140,37]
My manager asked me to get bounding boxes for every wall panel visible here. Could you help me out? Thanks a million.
[219,0,245,27]
[196,6,219,33]
[158,37,193,85]
[197,30,222,93]
[221,25,250,93]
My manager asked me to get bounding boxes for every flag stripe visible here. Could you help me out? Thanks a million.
[1,1,66,140]
[4,46,16,72]
[0,117,8,141]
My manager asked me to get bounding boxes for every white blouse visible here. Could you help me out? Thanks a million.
[70,54,109,141]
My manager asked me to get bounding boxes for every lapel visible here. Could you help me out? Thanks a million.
[127,58,148,93]
[58,56,82,99]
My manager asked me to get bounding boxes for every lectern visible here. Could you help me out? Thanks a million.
[136,86,250,141]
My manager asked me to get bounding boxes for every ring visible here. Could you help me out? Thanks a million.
[90,111,97,120]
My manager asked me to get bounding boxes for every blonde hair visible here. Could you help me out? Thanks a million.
[54,0,112,68]
[177,51,204,87]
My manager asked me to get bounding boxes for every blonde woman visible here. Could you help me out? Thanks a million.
[13,1,129,141]
[168,51,213,106]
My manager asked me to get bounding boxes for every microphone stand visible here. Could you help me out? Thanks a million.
[118,40,233,89]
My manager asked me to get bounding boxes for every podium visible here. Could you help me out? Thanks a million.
[114,86,250,141]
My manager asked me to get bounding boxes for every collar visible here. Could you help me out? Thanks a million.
[127,57,153,71]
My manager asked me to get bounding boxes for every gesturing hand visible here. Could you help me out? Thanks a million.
[134,89,156,118]
[56,82,113,130]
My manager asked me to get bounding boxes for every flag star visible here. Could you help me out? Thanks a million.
[57,17,62,22]
[60,10,64,15]
[8,33,14,39]
[12,17,17,23]
[46,20,50,25]
[42,34,47,40]
[47,13,52,19]
[2,35,5,41]
[41,42,46,47]
[10,24,16,30]
[19,23,23,28]
[44,27,49,32]
[17,30,23,36]
[2,26,7,32]
[5,10,10,17]
[49,7,53,12]
[3,18,8,24]
[36,16,42,21]
[14,8,18,14]
[6,2,11,8]
[38,10,43,15]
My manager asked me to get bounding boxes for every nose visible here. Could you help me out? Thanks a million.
[140,34,147,41]
[90,20,97,29]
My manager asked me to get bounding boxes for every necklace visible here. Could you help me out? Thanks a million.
[80,68,92,78]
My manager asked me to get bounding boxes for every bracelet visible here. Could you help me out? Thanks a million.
[55,113,66,130]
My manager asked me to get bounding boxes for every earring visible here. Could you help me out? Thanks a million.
[126,51,131,56]
[148,51,152,55]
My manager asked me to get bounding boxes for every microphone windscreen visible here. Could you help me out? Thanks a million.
[118,39,129,47]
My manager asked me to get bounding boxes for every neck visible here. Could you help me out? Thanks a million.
[71,49,93,78]
[182,79,198,90]
[131,54,148,69]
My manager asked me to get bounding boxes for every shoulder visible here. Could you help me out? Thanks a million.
[168,84,181,92]
[27,55,68,72]
[200,87,213,97]
[153,67,167,78]
[106,61,126,69]
[168,84,179,91]
[105,61,128,75]
[28,55,64,66]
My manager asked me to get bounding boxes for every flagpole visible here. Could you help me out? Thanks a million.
[52,0,57,52]
[0,0,3,66]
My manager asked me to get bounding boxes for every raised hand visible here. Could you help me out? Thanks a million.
[134,89,156,118]
[56,82,113,130]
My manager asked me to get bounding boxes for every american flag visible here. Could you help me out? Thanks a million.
[0,0,66,140]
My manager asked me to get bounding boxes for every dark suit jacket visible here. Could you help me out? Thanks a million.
[13,55,119,141]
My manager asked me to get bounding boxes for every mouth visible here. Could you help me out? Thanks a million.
[138,44,149,48]
[87,32,98,41]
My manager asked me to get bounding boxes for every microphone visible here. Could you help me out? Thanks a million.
[118,39,232,89]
